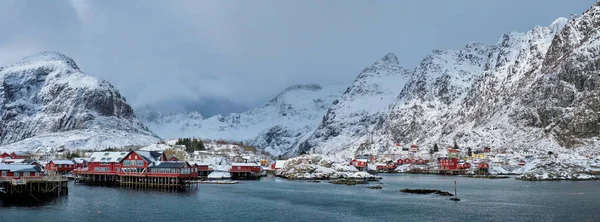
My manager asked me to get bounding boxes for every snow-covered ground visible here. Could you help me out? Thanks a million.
[276,154,378,180]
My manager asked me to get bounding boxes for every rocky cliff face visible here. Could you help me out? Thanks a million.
[367,18,571,155]
[296,53,412,157]
[0,51,159,151]
[531,3,600,150]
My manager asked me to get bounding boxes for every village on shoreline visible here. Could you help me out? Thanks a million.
[1,138,598,187]
[1,137,599,202]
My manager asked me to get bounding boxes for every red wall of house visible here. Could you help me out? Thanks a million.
[87,162,119,174]
[0,170,40,179]
[46,162,77,171]
[438,158,459,170]
[230,165,261,173]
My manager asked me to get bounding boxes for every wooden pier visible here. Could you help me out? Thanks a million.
[0,176,69,200]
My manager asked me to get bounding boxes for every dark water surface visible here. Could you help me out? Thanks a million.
[2,174,599,222]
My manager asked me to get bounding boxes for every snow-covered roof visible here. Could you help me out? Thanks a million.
[149,161,188,168]
[188,161,210,166]
[274,160,286,169]
[232,163,260,167]
[73,158,90,164]
[89,151,129,163]
[356,159,368,162]
[135,151,162,164]
[4,159,26,163]
[50,160,76,165]
[0,163,42,172]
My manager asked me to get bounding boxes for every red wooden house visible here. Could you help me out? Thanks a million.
[10,152,32,159]
[415,158,425,165]
[477,162,489,169]
[404,158,413,164]
[0,152,10,158]
[396,159,404,165]
[350,159,368,170]
[229,163,261,180]
[483,147,491,153]
[119,151,153,175]
[86,151,130,174]
[410,144,418,152]
[147,161,197,179]
[0,163,42,179]
[230,163,261,173]
[73,158,89,169]
[437,158,458,170]
[476,162,490,175]
[457,162,471,169]
[376,162,396,172]
[46,160,77,173]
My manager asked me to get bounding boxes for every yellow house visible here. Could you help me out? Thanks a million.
[470,153,486,160]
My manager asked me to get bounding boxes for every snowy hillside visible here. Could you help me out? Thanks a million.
[0,51,159,151]
[370,18,571,155]
[137,84,345,156]
[296,53,412,157]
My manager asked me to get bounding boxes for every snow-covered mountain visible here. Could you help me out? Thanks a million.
[366,18,571,156]
[140,2,600,159]
[137,84,345,156]
[295,53,412,157]
[0,51,159,151]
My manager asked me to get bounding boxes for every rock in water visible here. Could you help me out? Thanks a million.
[400,188,454,196]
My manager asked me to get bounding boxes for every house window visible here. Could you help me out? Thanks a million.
[1,171,6,177]
[35,172,39,177]
[14,172,20,178]
[137,160,143,166]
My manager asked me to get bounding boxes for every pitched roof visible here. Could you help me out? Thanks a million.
[188,161,210,166]
[12,151,32,156]
[148,161,189,168]
[231,163,260,167]
[21,159,40,164]
[50,160,76,165]
[73,158,90,164]
[0,163,42,172]
[134,151,162,164]
[89,151,130,163]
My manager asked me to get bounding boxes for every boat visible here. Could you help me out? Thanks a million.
[450,180,460,201]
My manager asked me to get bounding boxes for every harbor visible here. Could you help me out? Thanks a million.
[2,174,600,221]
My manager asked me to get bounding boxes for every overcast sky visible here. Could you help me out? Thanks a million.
[0,0,595,116]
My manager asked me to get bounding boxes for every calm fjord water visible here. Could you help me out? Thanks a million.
[2,174,599,222]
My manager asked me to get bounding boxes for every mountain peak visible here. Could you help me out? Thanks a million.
[15,51,79,70]
[380,53,399,66]
[549,17,569,33]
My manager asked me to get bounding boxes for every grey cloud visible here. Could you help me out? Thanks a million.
[0,0,595,115]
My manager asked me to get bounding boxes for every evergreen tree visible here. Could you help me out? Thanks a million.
[433,143,439,153]
[467,147,472,157]
[453,141,459,150]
